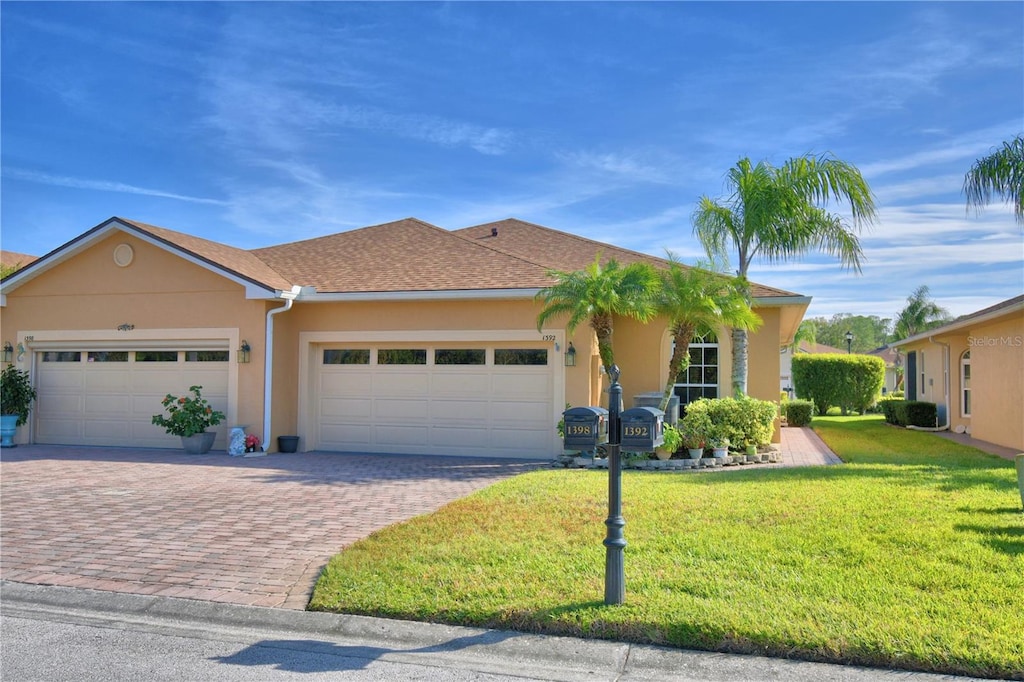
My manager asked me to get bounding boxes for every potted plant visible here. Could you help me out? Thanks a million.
[151,385,226,454]
[680,410,711,459]
[655,423,683,460]
[1,364,37,448]
[708,427,730,458]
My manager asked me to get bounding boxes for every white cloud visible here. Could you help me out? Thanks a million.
[3,168,228,206]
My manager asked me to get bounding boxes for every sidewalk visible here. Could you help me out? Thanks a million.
[0,581,983,682]
[778,425,844,467]
[929,430,1021,461]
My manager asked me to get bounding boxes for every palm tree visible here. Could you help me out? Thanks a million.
[655,253,761,412]
[963,135,1024,226]
[692,153,877,395]
[789,320,818,353]
[892,285,950,340]
[535,256,660,372]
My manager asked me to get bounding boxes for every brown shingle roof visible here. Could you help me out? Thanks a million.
[0,250,38,270]
[455,218,802,299]
[119,219,294,292]
[251,218,553,293]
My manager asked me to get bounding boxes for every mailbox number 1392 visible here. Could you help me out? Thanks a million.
[623,426,649,437]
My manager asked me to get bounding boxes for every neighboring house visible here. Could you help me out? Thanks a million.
[0,250,38,271]
[780,340,845,398]
[0,217,809,456]
[866,345,902,394]
[891,295,1024,451]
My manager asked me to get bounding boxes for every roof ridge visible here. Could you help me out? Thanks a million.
[251,217,446,254]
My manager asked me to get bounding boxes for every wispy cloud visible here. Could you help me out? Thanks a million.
[3,168,228,206]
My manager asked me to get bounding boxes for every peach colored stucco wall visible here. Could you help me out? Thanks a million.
[902,310,1022,451]
[0,233,268,440]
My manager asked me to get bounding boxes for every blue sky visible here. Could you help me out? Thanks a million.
[2,2,1021,322]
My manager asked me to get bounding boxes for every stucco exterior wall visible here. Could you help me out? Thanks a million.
[900,311,1023,451]
[0,233,268,442]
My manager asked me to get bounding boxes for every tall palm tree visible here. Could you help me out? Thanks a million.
[790,320,817,352]
[692,153,877,395]
[963,135,1024,226]
[656,253,761,412]
[892,285,950,340]
[535,256,660,372]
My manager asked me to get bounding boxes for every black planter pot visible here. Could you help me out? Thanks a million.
[277,435,299,453]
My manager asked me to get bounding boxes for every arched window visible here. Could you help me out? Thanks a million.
[960,350,971,417]
[673,333,719,408]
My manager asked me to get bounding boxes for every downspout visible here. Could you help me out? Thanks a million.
[262,286,302,451]
[907,336,950,432]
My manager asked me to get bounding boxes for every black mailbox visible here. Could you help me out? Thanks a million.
[619,406,664,452]
[562,406,609,450]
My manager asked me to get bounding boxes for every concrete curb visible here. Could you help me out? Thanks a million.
[1,581,983,682]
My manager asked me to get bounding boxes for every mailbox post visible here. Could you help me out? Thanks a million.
[604,365,626,605]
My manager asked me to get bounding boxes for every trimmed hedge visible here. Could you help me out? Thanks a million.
[881,399,938,427]
[784,399,814,427]
[791,353,885,415]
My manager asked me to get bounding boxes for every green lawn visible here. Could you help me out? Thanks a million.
[309,416,1024,678]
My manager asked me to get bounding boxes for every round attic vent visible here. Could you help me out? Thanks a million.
[113,243,134,267]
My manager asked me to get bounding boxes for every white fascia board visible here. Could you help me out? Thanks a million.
[296,288,540,302]
[891,300,1024,348]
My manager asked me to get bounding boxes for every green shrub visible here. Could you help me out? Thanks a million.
[905,401,937,428]
[683,396,776,448]
[792,353,885,415]
[784,399,814,427]
[881,399,937,427]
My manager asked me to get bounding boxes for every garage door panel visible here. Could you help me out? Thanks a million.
[86,395,133,416]
[431,426,490,448]
[376,425,428,448]
[432,373,490,395]
[39,393,83,416]
[374,398,428,419]
[320,371,373,394]
[374,372,428,395]
[492,373,551,397]
[38,368,84,392]
[321,423,371,445]
[36,419,82,440]
[85,370,131,391]
[429,399,488,420]
[83,419,133,440]
[321,397,371,418]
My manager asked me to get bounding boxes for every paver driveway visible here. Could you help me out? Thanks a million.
[0,446,540,609]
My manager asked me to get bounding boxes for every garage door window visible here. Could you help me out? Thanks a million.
[42,351,82,362]
[494,349,548,365]
[136,351,178,362]
[88,351,128,362]
[323,349,370,365]
[186,350,229,362]
[378,349,427,365]
[435,349,485,365]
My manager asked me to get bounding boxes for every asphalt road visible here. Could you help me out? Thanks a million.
[0,582,985,682]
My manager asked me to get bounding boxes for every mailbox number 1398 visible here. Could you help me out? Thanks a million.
[566,425,592,435]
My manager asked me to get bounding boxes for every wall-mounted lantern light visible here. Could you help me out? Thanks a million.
[238,340,251,364]
[565,341,577,367]
[2,342,13,364]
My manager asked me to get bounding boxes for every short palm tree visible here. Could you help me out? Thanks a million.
[790,320,817,352]
[656,253,761,412]
[963,135,1024,226]
[892,285,950,340]
[693,154,877,395]
[535,256,660,372]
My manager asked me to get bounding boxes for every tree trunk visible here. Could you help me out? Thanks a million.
[732,326,748,397]
[660,324,694,412]
[591,314,615,371]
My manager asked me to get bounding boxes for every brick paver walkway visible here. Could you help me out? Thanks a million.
[0,447,540,609]
[777,426,843,466]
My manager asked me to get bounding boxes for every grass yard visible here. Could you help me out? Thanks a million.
[309,416,1024,679]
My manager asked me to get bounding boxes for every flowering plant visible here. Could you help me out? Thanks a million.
[245,434,260,452]
[151,385,225,437]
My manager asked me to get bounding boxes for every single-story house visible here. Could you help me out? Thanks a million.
[865,345,902,395]
[780,340,845,398]
[0,217,810,457]
[0,250,39,271]
[891,294,1023,451]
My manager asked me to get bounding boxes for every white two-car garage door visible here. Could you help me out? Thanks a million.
[35,349,230,449]
[314,345,555,458]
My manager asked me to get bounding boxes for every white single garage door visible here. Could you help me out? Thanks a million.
[315,345,555,458]
[35,349,230,449]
